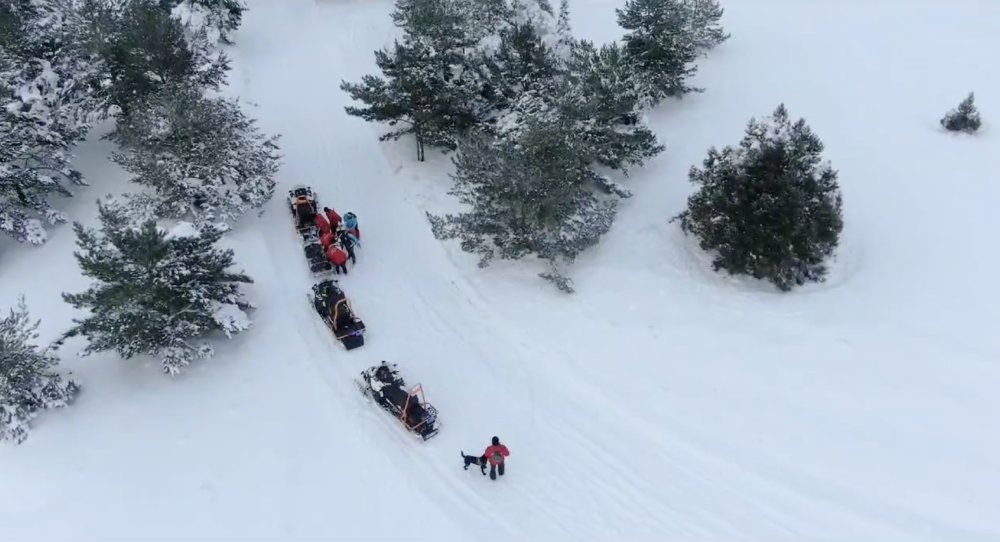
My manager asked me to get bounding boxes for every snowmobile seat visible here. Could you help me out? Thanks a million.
[295,201,316,229]
[381,385,409,412]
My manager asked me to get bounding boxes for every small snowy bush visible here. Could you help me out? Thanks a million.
[940,92,981,133]
[674,104,843,291]
[63,199,254,375]
[1,297,79,444]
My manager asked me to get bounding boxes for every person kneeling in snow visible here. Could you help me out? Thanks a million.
[314,212,331,235]
[325,242,348,275]
[484,436,510,480]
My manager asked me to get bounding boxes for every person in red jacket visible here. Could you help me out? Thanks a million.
[323,207,342,229]
[320,231,336,249]
[484,436,509,480]
[314,212,331,235]
[325,243,348,275]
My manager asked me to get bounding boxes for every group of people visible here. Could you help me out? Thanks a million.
[313,207,360,274]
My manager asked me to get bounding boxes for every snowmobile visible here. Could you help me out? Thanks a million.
[288,185,334,276]
[309,279,366,349]
[355,361,440,440]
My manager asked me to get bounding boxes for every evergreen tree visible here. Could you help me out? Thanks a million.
[561,40,663,180]
[683,0,728,52]
[341,39,481,161]
[107,83,280,225]
[1,297,79,444]
[0,0,105,244]
[93,0,228,114]
[616,0,727,106]
[616,0,699,105]
[553,0,574,53]
[342,0,507,160]
[428,120,617,292]
[674,104,843,291]
[63,200,254,375]
[940,92,981,133]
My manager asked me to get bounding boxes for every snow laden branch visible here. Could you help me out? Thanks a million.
[0,0,106,244]
[1,297,79,444]
[107,83,280,227]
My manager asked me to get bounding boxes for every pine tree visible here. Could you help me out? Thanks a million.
[342,0,496,161]
[554,0,574,53]
[107,83,280,225]
[674,104,843,291]
[341,39,481,161]
[940,92,982,133]
[683,0,728,52]
[93,0,228,114]
[561,40,663,179]
[1,297,79,444]
[63,200,254,374]
[0,0,105,244]
[616,0,727,106]
[428,119,617,292]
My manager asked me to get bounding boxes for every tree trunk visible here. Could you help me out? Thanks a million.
[415,130,425,162]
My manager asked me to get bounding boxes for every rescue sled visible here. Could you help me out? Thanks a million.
[288,185,334,277]
[355,361,440,440]
[308,279,366,350]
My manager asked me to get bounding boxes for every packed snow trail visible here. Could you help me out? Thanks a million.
[2,0,999,539]
[224,0,1000,539]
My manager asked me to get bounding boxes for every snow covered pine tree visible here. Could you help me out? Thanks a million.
[107,82,280,226]
[428,0,663,292]
[428,120,619,293]
[674,104,844,291]
[340,0,492,161]
[615,0,728,106]
[93,0,229,114]
[0,0,103,244]
[940,92,982,133]
[62,200,255,375]
[1,297,79,444]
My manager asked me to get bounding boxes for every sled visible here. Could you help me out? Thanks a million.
[309,279,366,350]
[355,362,440,440]
[289,185,335,277]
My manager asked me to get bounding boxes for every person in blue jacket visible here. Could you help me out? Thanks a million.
[343,212,359,239]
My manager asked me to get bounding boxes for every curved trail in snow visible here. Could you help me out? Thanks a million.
[221,1,1000,539]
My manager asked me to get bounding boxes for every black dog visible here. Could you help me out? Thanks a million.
[461,451,487,475]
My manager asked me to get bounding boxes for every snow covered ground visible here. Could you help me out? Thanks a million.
[3,0,1000,539]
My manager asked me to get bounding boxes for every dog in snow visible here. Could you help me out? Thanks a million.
[461,451,487,475]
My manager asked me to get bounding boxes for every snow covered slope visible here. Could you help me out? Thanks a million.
[2,0,1000,539]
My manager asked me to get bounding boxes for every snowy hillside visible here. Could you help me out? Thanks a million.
[3,0,1000,540]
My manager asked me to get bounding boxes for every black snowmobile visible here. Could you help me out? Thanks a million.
[355,361,440,440]
[288,185,333,276]
[309,279,365,349]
